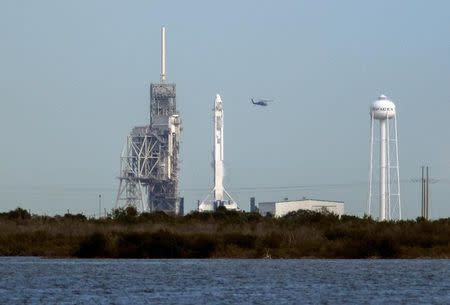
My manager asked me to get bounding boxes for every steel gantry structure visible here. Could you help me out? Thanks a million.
[115,27,182,214]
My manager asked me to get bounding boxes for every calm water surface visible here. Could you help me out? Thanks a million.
[0,257,449,304]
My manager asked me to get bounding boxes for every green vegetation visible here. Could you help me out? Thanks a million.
[0,207,449,258]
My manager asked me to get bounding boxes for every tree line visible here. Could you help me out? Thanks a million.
[0,206,449,258]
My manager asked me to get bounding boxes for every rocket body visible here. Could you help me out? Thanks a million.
[214,94,224,202]
[197,93,239,212]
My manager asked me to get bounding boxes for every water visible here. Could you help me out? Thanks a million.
[0,258,449,304]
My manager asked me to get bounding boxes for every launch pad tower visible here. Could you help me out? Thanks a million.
[115,27,182,214]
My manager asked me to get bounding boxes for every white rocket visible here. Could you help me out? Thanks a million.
[198,94,238,212]
[214,94,225,201]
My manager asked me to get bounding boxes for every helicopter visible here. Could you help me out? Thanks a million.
[250,98,273,107]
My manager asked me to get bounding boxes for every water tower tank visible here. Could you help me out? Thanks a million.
[371,95,396,120]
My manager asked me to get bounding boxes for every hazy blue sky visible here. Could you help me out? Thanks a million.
[1,1,450,218]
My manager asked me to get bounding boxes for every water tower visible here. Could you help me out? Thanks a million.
[367,95,401,220]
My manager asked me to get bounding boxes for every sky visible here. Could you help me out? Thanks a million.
[0,0,449,218]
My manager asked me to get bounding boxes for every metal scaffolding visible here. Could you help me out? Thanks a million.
[115,27,182,214]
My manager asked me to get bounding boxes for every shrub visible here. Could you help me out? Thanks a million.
[116,230,183,258]
[112,206,138,223]
[260,232,283,249]
[223,233,256,249]
[185,234,216,258]
[75,232,110,258]
[282,210,339,226]
[138,211,171,223]
[63,213,87,221]
[2,207,32,220]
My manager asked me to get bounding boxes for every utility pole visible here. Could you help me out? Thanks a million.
[421,166,430,220]
[412,166,438,220]
[421,166,425,219]
[425,166,429,219]
[98,194,102,219]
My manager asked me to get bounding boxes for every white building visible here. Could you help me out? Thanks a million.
[258,199,344,217]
